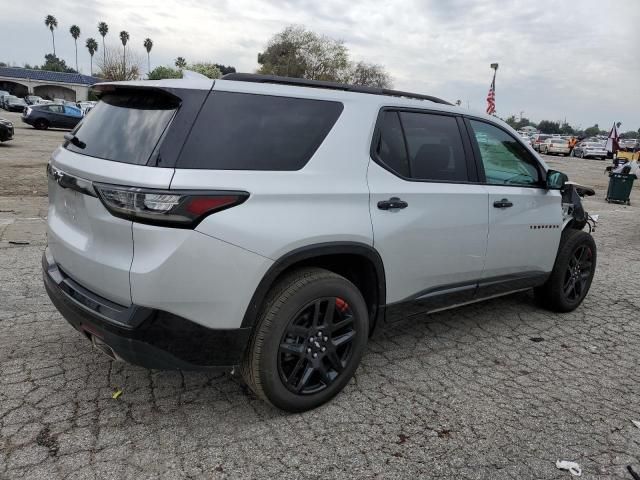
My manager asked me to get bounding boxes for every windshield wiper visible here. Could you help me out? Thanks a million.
[63,132,86,149]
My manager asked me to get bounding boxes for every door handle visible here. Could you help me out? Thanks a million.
[493,198,513,208]
[377,197,408,210]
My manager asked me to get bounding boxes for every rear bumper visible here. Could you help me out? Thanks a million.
[43,249,251,370]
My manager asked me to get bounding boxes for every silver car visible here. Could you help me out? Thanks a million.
[541,138,570,156]
[42,74,598,411]
[572,141,607,160]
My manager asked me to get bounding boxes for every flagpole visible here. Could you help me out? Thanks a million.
[486,63,499,115]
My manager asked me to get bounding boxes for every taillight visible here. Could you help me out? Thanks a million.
[93,183,248,228]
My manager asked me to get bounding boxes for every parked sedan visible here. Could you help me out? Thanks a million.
[540,138,570,156]
[0,91,10,107]
[0,117,14,142]
[1,94,18,110]
[572,141,607,159]
[24,95,44,105]
[532,133,551,152]
[5,96,27,112]
[22,104,83,130]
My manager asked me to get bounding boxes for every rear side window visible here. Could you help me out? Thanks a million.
[376,111,410,177]
[374,110,468,182]
[65,91,178,165]
[177,92,343,170]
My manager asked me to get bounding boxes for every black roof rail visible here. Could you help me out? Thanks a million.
[220,73,453,105]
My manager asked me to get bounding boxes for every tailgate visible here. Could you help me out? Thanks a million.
[47,148,174,305]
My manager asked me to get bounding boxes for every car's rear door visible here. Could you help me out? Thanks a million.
[368,109,488,316]
[465,118,562,297]
[46,104,66,127]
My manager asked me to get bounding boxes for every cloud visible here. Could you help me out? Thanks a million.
[3,0,639,129]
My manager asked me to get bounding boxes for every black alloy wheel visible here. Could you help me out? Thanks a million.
[242,267,369,412]
[278,297,356,395]
[562,244,594,302]
[535,229,597,312]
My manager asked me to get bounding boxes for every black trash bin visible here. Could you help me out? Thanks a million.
[606,172,636,205]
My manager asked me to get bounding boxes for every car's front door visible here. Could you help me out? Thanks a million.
[466,118,562,297]
[63,106,82,128]
[368,109,489,318]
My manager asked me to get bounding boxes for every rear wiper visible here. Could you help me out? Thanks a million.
[64,132,86,149]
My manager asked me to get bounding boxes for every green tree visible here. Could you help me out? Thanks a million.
[215,64,236,75]
[258,25,348,81]
[45,15,58,55]
[147,66,182,80]
[620,131,639,139]
[258,25,393,87]
[143,38,153,74]
[98,22,109,65]
[342,61,391,88]
[119,31,130,75]
[559,122,575,135]
[40,54,76,73]
[537,120,561,134]
[584,124,600,137]
[188,62,222,79]
[86,38,98,76]
[69,25,80,72]
[175,57,187,69]
[504,115,535,131]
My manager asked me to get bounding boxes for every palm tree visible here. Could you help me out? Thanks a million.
[86,38,98,75]
[119,31,130,75]
[69,25,80,72]
[175,57,187,69]
[143,38,153,74]
[45,15,58,55]
[98,22,108,65]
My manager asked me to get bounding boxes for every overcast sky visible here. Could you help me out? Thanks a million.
[3,0,639,131]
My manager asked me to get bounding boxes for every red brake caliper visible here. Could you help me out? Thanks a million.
[335,297,349,313]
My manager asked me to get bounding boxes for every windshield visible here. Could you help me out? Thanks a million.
[65,90,178,165]
[551,139,566,144]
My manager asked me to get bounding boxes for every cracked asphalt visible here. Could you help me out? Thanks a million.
[1,110,639,479]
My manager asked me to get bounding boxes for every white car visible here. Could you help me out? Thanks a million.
[43,74,597,411]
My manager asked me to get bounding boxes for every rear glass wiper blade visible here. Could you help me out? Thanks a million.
[64,132,86,149]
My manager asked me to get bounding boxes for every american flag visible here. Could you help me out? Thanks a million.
[486,74,496,115]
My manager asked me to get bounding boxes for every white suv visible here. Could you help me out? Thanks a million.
[43,74,597,411]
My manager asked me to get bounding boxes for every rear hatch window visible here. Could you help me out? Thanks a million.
[65,90,179,165]
[177,91,343,170]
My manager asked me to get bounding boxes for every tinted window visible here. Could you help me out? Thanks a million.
[65,91,178,165]
[178,92,343,170]
[469,120,541,187]
[376,111,410,177]
[398,112,468,181]
[48,105,64,114]
[64,106,82,117]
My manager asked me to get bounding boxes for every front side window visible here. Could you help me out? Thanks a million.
[469,120,541,187]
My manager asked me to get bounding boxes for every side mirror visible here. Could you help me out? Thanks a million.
[546,169,568,190]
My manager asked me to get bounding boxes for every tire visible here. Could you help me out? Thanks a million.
[535,229,596,312]
[242,267,369,412]
[34,119,49,130]
[580,151,585,159]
